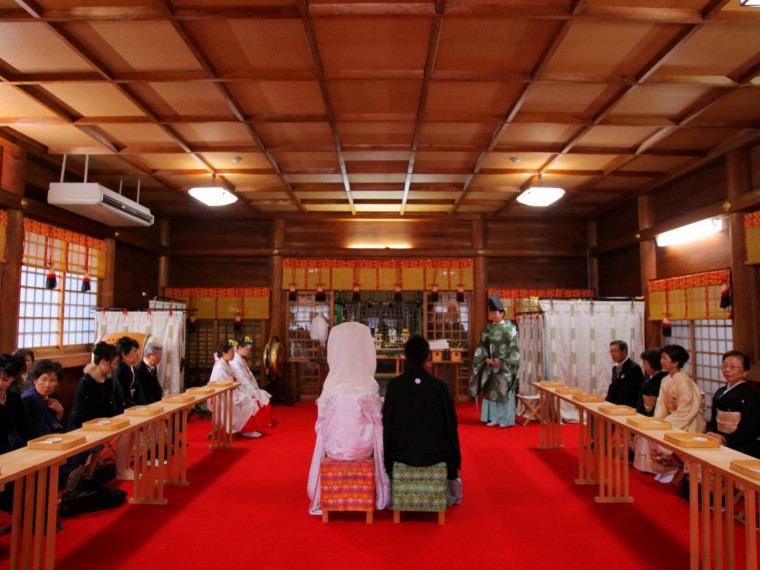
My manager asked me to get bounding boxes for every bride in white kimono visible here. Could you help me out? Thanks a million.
[208,341,261,437]
[306,322,390,515]
[229,336,272,437]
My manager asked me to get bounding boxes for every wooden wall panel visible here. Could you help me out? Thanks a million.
[656,227,731,278]
[596,202,639,248]
[169,257,270,288]
[171,219,270,251]
[597,244,642,297]
[487,256,590,290]
[751,142,760,190]
[114,242,160,308]
[652,162,727,224]
[486,221,587,252]
[283,219,473,252]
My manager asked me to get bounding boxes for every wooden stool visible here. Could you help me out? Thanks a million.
[516,394,542,426]
[391,462,447,524]
[320,457,375,523]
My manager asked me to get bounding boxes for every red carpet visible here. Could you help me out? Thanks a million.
[1,403,749,569]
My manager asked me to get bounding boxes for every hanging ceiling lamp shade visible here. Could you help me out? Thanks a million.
[516,174,565,207]
[188,174,238,207]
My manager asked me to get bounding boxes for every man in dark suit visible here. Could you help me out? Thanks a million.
[135,341,163,405]
[605,340,644,409]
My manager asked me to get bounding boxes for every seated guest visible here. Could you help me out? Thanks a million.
[605,340,643,408]
[112,336,142,481]
[633,348,669,473]
[637,348,668,416]
[0,353,30,513]
[229,335,272,437]
[383,334,462,505]
[209,340,264,438]
[306,322,390,515]
[651,344,706,483]
[23,361,100,479]
[8,348,34,395]
[135,341,164,405]
[21,362,65,438]
[69,342,120,430]
[0,353,29,453]
[705,350,760,458]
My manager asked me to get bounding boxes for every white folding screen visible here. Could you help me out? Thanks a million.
[94,307,186,395]
[538,299,645,422]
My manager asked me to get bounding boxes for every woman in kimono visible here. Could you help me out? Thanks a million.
[208,341,261,438]
[228,336,272,438]
[650,344,706,483]
[633,348,668,473]
[468,293,520,428]
[306,322,390,515]
[705,350,760,458]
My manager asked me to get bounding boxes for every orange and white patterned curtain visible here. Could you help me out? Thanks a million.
[0,210,7,263]
[163,287,270,320]
[648,269,731,321]
[488,288,595,320]
[746,211,760,265]
[281,259,474,292]
[22,218,106,278]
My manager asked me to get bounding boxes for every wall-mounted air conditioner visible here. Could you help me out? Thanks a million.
[48,183,154,227]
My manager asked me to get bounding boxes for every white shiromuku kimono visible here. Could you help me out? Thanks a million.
[306,321,391,515]
[229,352,271,409]
[208,357,258,434]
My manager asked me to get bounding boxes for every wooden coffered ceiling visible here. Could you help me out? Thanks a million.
[1,0,759,221]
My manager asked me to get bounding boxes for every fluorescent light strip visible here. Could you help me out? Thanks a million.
[655,218,722,247]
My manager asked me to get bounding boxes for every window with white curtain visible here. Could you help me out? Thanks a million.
[17,265,98,349]
[668,319,733,410]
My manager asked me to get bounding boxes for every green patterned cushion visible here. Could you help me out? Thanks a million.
[391,462,447,512]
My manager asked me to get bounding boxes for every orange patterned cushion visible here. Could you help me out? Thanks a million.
[320,457,375,511]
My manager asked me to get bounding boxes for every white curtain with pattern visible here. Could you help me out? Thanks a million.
[94,307,186,395]
[538,299,645,422]
[516,313,546,396]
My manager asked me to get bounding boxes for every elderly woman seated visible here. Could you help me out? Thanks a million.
[22,359,101,479]
[705,350,760,458]
[307,322,390,515]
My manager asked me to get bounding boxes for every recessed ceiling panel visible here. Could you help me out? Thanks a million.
[436,18,561,73]
[41,83,146,117]
[227,81,326,116]
[0,22,93,73]
[315,17,430,72]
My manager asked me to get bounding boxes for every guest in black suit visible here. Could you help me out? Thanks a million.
[605,340,644,409]
[112,336,141,481]
[135,341,163,405]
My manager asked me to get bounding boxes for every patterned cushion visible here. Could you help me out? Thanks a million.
[320,457,375,511]
[391,462,447,512]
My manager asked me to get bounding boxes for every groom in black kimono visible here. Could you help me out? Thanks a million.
[382,335,462,502]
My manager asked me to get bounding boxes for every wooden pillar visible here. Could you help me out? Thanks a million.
[726,150,759,360]
[586,221,599,293]
[158,219,170,293]
[101,238,116,308]
[269,219,284,340]
[638,195,661,348]
[0,143,25,352]
[472,219,487,355]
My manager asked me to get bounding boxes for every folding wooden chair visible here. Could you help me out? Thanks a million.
[516,394,542,426]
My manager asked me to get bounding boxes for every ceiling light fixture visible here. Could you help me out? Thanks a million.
[655,218,723,247]
[188,174,238,207]
[739,1,760,7]
[516,175,565,207]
